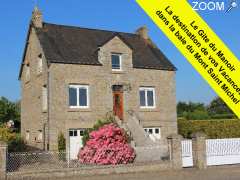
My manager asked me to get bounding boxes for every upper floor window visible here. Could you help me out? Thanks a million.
[139,87,156,108]
[69,85,89,108]
[25,64,30,82]
[111,54,122,71]
[37,54,43,74]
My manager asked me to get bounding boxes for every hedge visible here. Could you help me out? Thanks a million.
[209,114,237,120]
[178,119,240,139]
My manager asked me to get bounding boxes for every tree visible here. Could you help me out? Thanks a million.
[177,101,206,117]
[0,97,20,125]
[177,101,189,117]
[207,97,233,115]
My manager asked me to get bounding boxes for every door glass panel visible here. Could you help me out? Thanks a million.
[115,95,120,106]
[74,130,78,136]
[80,130,84,136]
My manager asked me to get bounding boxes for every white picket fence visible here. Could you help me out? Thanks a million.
[181,138,240,167]
[206,138,240,166]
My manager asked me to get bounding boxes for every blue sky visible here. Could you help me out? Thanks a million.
[0,0,239,104]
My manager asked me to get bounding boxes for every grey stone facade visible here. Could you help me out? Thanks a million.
[0,141,7,179]
[19,8,177,151]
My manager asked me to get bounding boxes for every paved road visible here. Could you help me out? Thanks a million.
[59,166,240,180]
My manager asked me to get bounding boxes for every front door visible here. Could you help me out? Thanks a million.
[113,86,124,120]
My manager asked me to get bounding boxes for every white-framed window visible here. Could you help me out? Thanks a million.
[42,85,48,112]
[37,54,43,74]
[37,130,43,141]
[139,87,156,108]
[111,53,122,71]
[69,85,89,108]
[26,130,30,141]
[26,64,30,81]
[144,127,161,140]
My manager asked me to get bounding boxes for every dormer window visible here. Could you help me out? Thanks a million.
[111,54,122,71]
[37,54,43,74]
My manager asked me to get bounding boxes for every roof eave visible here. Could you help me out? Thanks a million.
[18,22,33,80]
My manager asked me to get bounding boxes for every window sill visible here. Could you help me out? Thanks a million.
[68,108,92,112]
[111,70,125,74]
[139,108,159,112]
[42,110,47,113]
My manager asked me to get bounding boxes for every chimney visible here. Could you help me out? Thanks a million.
[32,6,43,28]
[136,26,149,40]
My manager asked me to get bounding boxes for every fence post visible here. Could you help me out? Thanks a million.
[0,141,7,179]
[167,134,183,169]
[192,132,207,169]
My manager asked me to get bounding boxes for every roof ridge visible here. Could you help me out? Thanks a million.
[43,22,138,37]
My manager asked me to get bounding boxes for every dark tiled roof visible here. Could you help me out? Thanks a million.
[35,22,176,71]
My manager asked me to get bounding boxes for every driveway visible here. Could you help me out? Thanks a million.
[60,165,240,180]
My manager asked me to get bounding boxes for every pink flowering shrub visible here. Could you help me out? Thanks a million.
[78,123,135,165]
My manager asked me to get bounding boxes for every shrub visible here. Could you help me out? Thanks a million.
[178,119,240,139]
[182,110,210,120]
[0,126,26,152]
[209,114,236,119]
[58,132,66,152]
[82,119,113,146]
[78,123,135,165]
[8,134,26,152]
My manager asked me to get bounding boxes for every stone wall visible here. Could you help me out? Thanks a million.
[7,161,172,180]
[0,142,7,180]
[20,31,177,151]
[20,27,48,150]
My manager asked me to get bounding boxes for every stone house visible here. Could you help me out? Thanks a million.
[19,7,177,159]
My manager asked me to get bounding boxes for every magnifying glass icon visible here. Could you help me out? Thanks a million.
[226,0,238,12]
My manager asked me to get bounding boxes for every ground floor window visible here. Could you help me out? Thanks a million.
[25,130,30,141]
[144,127,161,140]
[37,130,43,142]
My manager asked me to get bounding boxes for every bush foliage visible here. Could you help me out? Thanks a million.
[78,123,135,165]
[178,119,240,139]
[82,119,114,146]
[58,132,66,152]
[177,97,235,120]
[0,126,26,152]
[0,97,20,127]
